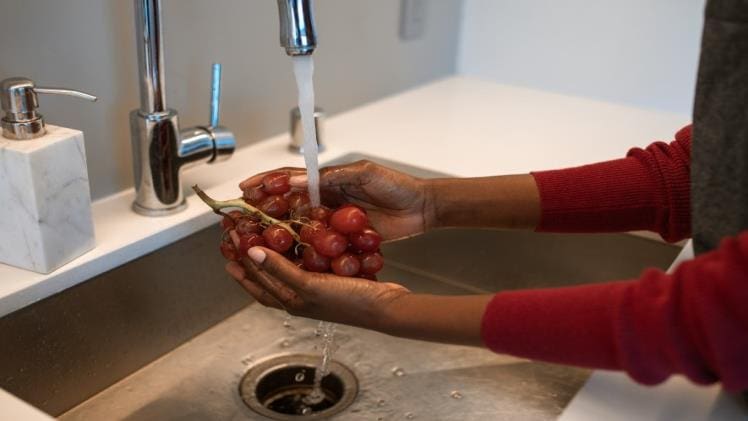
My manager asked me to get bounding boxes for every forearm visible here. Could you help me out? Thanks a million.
[375,293,494,347]
[427,175,541,230]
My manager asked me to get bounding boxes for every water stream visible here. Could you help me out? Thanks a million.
[292,55,321,207]
[292,55,338,410]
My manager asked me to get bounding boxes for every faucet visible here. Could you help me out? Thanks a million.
[130,0,317,215]
[277,0,317,56]
[130,0,235,216]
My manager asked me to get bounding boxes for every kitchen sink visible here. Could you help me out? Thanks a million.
[0,153,681,420]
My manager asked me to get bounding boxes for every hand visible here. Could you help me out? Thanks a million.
[225,237,411,329]
[239,160,433,241]
[225,232,491,346]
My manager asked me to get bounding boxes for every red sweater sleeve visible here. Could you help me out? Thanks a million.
[531,125,692,242]
[481,231,748,390]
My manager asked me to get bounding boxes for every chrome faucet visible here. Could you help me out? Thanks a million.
[277,0,317,56]
[130,0,317,216]
[130,0,235,216]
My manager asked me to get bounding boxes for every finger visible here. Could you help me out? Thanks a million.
[288,174,308,188]
[229,230,240,248]
[241,248,305,307]
[238,167,306,190]
[319,160,374,189]
[246,247,310,291]
[226,260,245,279]
[226,262,283,309]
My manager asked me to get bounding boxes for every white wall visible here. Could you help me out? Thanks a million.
[0,0,463,200]
[458,0,705,116]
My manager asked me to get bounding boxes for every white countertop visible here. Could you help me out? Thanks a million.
[3,76,707,419]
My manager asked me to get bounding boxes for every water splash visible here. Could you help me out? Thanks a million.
[391,367,406,377]
[304,321,337,404]
[292,55,321,207]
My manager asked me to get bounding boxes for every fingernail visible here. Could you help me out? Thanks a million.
[229,230,240,248]
[289,175,308,187]
[248,247,267,264]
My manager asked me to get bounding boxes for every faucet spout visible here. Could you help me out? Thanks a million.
[277,0,317,56]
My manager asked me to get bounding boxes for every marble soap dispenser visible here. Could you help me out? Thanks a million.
[0,77,97,274]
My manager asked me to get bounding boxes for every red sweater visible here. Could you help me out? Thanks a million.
[481,126,748,391]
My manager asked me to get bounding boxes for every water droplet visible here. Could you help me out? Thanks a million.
[301,406,312,415]
[241,357,253,366]
[283,320,292,328]
[377,399,386,407]
[295,371,306,382]
[391,367,405,377]
[281,339,291,348]
[405,412,416,419]
[450,390,463,400]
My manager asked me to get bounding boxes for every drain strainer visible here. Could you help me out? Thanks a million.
[239,354,358,420]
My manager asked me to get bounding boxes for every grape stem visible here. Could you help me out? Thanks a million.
[192,185,301,242]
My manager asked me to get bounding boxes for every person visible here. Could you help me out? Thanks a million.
[225,0,748,392]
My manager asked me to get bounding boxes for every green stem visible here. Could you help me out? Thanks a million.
[192,185,300,242]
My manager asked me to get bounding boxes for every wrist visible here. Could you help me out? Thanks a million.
[422,178,440,231]
[372,289,414,335]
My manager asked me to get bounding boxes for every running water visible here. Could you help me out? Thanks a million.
[292,55,321,207]
[304,321,337,405]
[291,54,338,409]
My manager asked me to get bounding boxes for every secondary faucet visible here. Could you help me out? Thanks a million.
[130,0,317,216]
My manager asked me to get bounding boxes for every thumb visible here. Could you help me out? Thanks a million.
[246,247,308,289]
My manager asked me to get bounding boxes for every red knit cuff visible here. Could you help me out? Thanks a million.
[531,157,661,235]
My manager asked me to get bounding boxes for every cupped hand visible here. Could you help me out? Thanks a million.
[225,244,411,330]
[239,160,433,241]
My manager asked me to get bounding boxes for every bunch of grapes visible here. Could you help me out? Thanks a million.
[216,172,383,280]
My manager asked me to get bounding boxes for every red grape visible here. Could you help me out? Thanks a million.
[286,192,311,217]
[238,233,266,257]
[262,225,294,253]
[349,228,382,252]
[258,195,290,219]
[235,217,263,236]
[220,210,244,230]
[313,229,348,258]
[262,172,291,195]
[215,184,385,279]
[309,206,332,223]
[330,207,368,234]
[243,185,267,205]
[302,247,330,272]
[359,252,384,274]
[220,238,239,261]
[300,220,326,244]
[331,253,361,277]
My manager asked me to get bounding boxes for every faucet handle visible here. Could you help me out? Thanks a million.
[209,63,222,128]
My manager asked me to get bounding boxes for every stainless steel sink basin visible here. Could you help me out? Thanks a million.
[0,153,681,420]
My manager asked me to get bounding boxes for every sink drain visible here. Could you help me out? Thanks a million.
[239,354,358,420]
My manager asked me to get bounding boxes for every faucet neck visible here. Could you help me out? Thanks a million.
[134,0,167,114]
